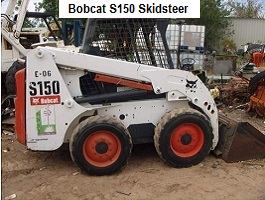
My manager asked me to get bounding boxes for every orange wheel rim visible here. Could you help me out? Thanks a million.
[83,130,121,167]
[170,123,204,158]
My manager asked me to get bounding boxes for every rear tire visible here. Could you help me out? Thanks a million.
[70,115,132,175]
[154,108,213,167]
[5,60,26,95]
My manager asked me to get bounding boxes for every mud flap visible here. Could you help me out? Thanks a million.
[214,114,265,162]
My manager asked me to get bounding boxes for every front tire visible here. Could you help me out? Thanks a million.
[70,115,132,175]
[154,108,213,168]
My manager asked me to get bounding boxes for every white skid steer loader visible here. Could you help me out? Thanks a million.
[14,19,265,175]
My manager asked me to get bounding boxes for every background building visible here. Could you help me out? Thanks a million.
[228,18,265,50]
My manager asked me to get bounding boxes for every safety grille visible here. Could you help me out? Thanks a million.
[83,19,173,69]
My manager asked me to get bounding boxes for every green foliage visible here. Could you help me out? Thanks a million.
[220,38,237,55]
[237,54,251,64]
[226,0,264,19]
[22,18,39,28]
[221,38,237,50]
[35,0,59,15]
[35,0,86,24]
[184,0,231,51]
[15,0,45,28]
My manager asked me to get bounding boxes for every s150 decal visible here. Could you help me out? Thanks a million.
[29,81,60,96]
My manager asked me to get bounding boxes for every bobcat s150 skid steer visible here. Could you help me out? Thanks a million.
[14,19,265,175]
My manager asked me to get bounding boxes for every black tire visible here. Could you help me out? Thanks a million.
[154,108,213,168]
[5,60,26,95]
[70,115,132,175]
[249,71,265,93]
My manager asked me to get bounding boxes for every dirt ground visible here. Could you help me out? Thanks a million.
[1,109,265,200]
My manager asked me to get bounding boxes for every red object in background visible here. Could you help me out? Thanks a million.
[253,52,265,67]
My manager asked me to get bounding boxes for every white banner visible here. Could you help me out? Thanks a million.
[59,0,200,18]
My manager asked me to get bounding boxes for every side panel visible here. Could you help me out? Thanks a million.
[62,99,190,143]
[97,99,190,144]
[97,99,189,127]
[25,50,88,150]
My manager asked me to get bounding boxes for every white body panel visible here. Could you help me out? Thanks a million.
[25,47,219,151]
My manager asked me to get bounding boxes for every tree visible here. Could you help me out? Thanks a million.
[15,0,44,28]
[35,0,86,23]
[226,0,264,19]
[35,0,59,15]
[184,0,231,50]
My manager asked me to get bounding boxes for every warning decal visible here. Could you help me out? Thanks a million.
[36,105,57,135]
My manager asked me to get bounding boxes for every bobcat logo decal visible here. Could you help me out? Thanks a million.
[186,79,198,88]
